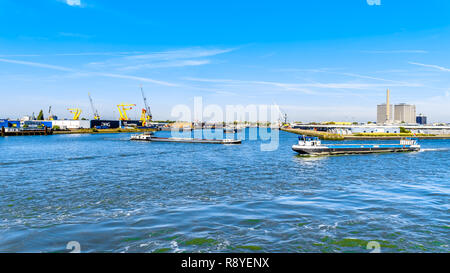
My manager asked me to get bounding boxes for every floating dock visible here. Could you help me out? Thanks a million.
[292,135,420,156]
[130,134,241,144]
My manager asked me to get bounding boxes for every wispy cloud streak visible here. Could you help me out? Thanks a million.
[409,62,450,72]
[90,47,234,70]
[362,50,428,54]
[0,58,74,71]
[65,0,82,7]
[184,77,422,91]
[127,48,234,61]
[0,58,177,86]
[120,60,211,71]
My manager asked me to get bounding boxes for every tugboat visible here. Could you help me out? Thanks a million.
[292,135,420,156]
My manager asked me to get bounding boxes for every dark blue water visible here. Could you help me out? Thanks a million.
[0,129,449,253]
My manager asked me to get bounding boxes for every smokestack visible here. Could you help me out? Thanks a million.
[386,89,390,122]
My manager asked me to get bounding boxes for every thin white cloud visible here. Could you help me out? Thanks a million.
[0,58,74,71]
[65,0,82,7]
[96,73,178,87]
[59,32,92,39]
[362,50,428,54]
[0,58,177,86]
[183,77,422,91]
[127,48,234,61]
[120,60,211,71]
[0,52,142,57]
[409,62,450,72]
[90,47,234,71]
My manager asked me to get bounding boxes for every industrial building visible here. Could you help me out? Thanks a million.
[291,123,450,135]
[394,103,416,124]
[0,119,20,128]
[292,124,401,134]
[52,120,90,129]
[377,89,394,124]
[90,120,121,129]
[416,114,427,125]
[22,120,53,128]
[377,89,417,124]
[377,104,394,124]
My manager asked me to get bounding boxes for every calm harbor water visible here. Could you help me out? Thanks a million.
[0,129,449,253]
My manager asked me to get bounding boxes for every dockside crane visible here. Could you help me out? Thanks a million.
[88,93,101,120]
[140,85,153,127]
[48,106,57,120]
[68,108,82,120]
[117,104,136,121]
[273,101,289,128]
[48,106,53,120]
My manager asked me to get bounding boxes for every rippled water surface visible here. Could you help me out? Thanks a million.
[0,129,449,253]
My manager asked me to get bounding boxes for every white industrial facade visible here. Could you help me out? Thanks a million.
[52,120,90,129]
[394,104,416,124]
[292,124,450,135]
[377,104,394,124]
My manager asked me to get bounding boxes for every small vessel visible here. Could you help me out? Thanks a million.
[292,135,420,156]
[131,133,241,145]
[223,127,242,134]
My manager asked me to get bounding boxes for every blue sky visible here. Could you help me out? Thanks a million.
[1,0,449,122]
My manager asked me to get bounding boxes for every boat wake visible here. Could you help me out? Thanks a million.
[420,148,450,152]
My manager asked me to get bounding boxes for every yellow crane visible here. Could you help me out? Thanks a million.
[140,109,150,126]
[117,104,136,121]
[68,108,82,120]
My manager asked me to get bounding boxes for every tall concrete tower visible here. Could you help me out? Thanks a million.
[386,89,390,123]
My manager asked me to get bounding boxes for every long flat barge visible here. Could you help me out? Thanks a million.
[292,135,420,156]
[131,134,241,144]
[1,126,52,137]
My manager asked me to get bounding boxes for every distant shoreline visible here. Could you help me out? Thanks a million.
[282,128,450,140]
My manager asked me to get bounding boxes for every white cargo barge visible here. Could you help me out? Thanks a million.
[292,135,420,156]
[131,134,241,145]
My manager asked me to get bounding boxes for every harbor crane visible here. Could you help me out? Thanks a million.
[117,104,136,121]
[88,93,101,120]
[140,85,153,127]
[48,106,54,120]
[68,108,82,120]
[48,106,57,120]
[273,101,289,128]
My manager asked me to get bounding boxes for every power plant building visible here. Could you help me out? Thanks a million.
[394,103,416,124]
[377,89,394,124]
[377,89,417,124]
[377,104,394,124]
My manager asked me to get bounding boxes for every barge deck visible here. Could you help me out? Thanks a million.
[131,134,241,145]
[292,135,420,156]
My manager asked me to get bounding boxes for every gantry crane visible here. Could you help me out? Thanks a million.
[68,108,82,120]
[88,93,101,120]
[117,104,136,121]
[140,85,153,126]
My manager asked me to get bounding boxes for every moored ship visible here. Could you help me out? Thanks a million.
[131,133,241,145]
[292,135,420,156]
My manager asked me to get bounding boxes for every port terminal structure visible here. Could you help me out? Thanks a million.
[290,123,450,136]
